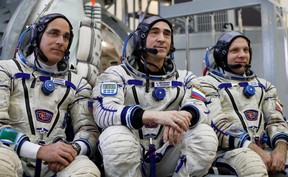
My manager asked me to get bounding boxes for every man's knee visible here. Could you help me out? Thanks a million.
[58,155,101,177]
[0,145,23,177]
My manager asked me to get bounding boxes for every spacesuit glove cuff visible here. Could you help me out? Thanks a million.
[242,140,251,148]
[180,105,199,127]
[19,141,41,159]
[73,141,87,155]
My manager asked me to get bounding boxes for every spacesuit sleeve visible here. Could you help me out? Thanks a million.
[0,61,30,153]
[69,74,99,157]
[0,62,13,126]
[93,65,143,130]
[198,75,250,149]
[260,79,288,148]
[179,71,210,127]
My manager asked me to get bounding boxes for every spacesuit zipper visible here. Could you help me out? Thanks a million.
[225,88,248,133]
[47,71,71,137]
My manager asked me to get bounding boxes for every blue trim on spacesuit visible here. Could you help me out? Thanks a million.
[121,105,142,129]
[14,73,76,90]
[271,133,288,149]
[211,121,229,136]
[180,104,200,127]
[218,82,265,89]
[128,79,143,85]
[211,121,250,148]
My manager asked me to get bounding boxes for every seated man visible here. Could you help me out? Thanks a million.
[0,13,100,177]
[198,31,288,177]
[93,15,218,177]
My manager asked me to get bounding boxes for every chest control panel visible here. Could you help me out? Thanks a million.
[100,82,118,96]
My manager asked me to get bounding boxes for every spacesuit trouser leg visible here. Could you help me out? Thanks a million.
[173,124,218,177]
[23,155,100,177]
[0,144,23,177]
[57,155,101,177]
[99,125,142,177]
[215,148,268,177]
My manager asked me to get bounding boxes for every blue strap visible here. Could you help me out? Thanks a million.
[218,83,232,89]
[14,73,30,79]
[219,82,264,89]
[14,73,76,90]
[172,81,183,87]
[175,155,186,173]
[149,143,156,177]
[128,79,183,88]
[39,76,76,90]
[238,82,249,87]
[127,79,143,86]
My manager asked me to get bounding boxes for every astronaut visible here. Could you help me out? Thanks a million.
[198,31,288,177]
[0,13,100,177]
[93,15,218,177]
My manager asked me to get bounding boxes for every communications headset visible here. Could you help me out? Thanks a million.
[17,13,74,76]
[204,31,254,80]
[121,16,177,92]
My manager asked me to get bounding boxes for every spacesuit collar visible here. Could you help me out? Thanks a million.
[137,59,166,75]
[220,68,245,77]
[26,53,58,73]
[211,67,255,81]
[17,51,67,76]
[124,56,177,80]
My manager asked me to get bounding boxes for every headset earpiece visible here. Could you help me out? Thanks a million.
[29,24,38,47]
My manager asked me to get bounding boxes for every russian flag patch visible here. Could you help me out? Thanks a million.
[275,100,283,113]
[191,89,206,102]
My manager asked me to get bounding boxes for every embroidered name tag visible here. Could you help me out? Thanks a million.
[154,81,171,87]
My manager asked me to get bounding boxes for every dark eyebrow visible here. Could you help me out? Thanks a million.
[150,27,171,33]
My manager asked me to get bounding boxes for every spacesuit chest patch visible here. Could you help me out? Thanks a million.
[35,109,54,123]
[244,110,258,121]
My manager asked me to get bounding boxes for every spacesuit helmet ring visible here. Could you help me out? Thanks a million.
[213,31,252,71]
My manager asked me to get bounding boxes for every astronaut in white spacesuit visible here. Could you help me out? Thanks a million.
[0,13,100,177]
[93,15,218,177]
[198,31,288,177]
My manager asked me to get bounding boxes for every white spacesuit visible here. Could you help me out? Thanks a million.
[198,31,288,177]
[93,16,218,177]
[0,13,100,177]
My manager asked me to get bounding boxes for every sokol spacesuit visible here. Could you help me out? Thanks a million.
[0,13,100,177]
[198,31,288,177]
[93,16,218,177]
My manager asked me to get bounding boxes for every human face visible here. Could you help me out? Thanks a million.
[227,37,250,75]
[145,21,172,63]
[39,18,71,66]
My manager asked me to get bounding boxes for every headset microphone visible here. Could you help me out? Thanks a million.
[245,64,251,69]
[227,64,251,69]
[227,64,242,69]
[144,48,158,55]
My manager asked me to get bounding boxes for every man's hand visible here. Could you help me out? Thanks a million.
[37,141,77,169]
[163,126,184,145]
[142,110,191,133]
[270,141,287,173]
[248,142,272,169]
[46,162,66,172]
